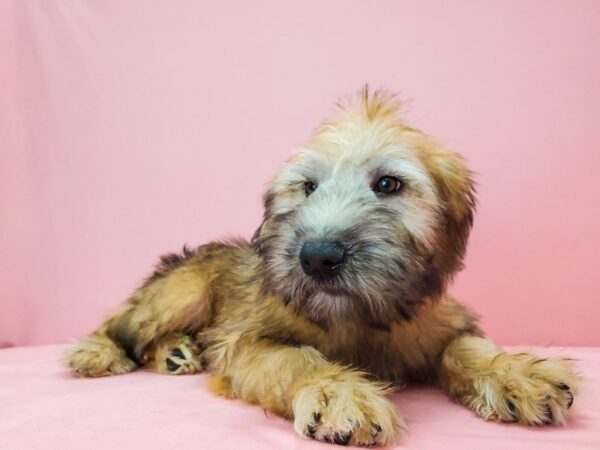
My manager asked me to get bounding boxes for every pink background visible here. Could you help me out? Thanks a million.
[1,1,599,348]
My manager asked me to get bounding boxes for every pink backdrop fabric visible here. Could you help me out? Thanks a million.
[1,1,599,347]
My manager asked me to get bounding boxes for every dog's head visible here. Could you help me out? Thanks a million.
[253,88,475,328]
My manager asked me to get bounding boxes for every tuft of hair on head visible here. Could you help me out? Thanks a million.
[335,84,404,122]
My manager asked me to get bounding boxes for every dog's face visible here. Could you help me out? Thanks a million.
[254,89,475,328]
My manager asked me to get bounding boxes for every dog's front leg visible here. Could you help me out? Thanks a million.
[207,340,407,446]
[439,335,580,425]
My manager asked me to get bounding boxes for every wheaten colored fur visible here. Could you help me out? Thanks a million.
[441,336,577,425]
[64,88,579,446]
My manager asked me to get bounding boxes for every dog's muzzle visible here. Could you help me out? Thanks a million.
[300,241,346,278]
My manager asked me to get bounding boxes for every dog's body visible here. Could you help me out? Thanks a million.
[65,89,578,446]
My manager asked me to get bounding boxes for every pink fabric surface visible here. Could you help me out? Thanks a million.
[0,345,598,449]
[2,1,600,348]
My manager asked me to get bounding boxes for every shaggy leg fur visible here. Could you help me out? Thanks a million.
[64,252,212,377]
[207,341,407,446]
[63,332,136,377]
[440,336,580,425]
[144,333,202,375]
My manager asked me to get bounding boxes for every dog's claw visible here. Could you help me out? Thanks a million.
[566,391,574,409]
[542,405,554,424]
[333,431,352,445]
[557,382,574,409]
[371,423,383,439]
[506,399,518,422]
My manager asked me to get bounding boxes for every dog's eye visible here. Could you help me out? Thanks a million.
[304,181,318,196]
[373,176,403,194]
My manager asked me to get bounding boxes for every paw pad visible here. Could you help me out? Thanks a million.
[166,358,181,371]
[150,336,201,375]
[170,348,185,359]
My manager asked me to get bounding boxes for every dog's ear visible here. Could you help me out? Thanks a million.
[251,158,301,254]
[251,189,276,255]
[422,142,476,280]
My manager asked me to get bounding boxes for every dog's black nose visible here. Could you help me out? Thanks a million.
[300,241,346,277]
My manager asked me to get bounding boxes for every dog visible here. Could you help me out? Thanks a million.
[64,88,579,446]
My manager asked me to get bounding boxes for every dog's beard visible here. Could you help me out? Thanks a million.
[257,219,442,329]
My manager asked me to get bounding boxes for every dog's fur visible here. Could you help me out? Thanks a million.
[64,88,579,446]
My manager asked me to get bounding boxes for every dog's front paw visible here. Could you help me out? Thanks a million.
[63,334,136,377]
[467,354,579,425]
[145,334,202,375]
[292,374,407,446]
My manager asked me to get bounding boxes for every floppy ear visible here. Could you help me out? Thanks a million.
[423,144,476,280]
[251,189,276,255]
[251,155,304,254]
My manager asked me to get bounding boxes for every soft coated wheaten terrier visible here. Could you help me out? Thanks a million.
[65,88,579,446]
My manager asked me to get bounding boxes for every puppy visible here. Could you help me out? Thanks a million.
[64,88,579,446]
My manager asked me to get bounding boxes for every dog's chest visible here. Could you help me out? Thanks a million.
[312,325,427,384]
